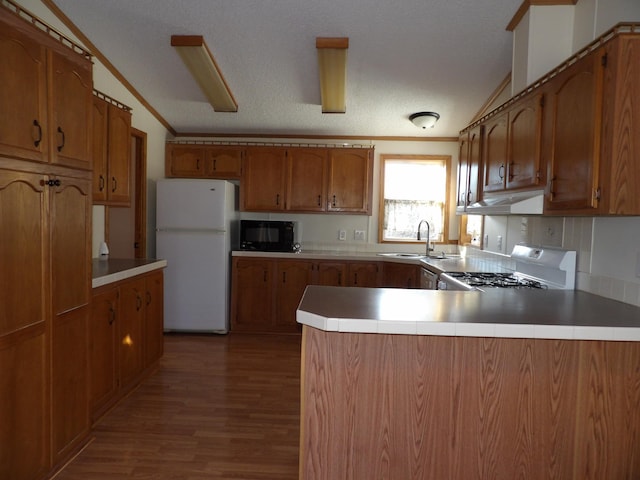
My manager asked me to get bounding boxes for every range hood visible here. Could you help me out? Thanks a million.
[464,190,545,215]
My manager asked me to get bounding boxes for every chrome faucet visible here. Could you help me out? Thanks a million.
[417,220,434,257]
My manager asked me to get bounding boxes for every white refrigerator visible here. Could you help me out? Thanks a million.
[156,179,238,333]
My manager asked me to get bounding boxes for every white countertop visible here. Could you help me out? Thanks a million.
[297,285,640,341]
[92,258,167,288]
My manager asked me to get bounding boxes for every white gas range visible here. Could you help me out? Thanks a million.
[438,245,577,291]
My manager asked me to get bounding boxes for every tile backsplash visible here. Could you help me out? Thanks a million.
[483,215,640,307]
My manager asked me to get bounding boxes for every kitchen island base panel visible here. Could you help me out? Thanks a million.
[299,326,640,480]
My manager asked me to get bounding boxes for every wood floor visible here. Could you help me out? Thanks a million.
[54,333,302,480]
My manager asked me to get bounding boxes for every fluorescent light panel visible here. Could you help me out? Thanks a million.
[316,37,348,114]
[171,35,238,112]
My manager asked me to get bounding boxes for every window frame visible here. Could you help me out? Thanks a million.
[377,154,452,245]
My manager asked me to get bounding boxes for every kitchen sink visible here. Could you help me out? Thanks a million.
[377,253,426,258]
[377,252,462,260]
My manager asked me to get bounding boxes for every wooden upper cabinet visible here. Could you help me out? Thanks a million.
[105,103,132,205]
[286,147,327,212]
[241,146,287,211]
[482,112,509,193]
[1,9,92,170]
[0,20,48,163]
[507,94,543,190]
[165,144,243,179]
[467,125,483,206]
[92,96,132,206]
[48,49,93,170]
[209,146,242,179]
[327,148,373,214]
[456,133,470,210]
[597,34,640,214]
[543,48,604,213]
[92,96,109,202]
[166,144,207,177]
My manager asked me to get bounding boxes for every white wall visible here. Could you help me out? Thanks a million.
[480,214,640,306]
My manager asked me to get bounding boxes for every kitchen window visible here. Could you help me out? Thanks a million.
[378,155,451,243]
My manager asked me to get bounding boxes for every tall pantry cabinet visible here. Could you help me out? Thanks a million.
[0,4,93,480]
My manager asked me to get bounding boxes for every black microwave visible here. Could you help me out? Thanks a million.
[240,220,295,252]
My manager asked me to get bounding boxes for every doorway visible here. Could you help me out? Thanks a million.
[106,128,147,258]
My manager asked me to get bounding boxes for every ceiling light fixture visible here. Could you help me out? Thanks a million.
[316,37,349,114]
[410,111,440,129]
[171,35,238,112]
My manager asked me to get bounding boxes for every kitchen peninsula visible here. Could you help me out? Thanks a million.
[297,286,640,480]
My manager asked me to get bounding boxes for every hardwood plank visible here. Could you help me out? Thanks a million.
[54,333,301,480]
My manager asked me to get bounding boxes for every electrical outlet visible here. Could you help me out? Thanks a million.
[338,230,346,241]
[497,235,503,251]
[354,230,366,241]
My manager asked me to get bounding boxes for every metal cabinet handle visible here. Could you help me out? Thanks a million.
[317,195,321,206]
[57,126,65,152]
[332,195,337,207]
[136,292,142,311]
[112,176,117,193]
[99,175,105,192]
[498,164,505,180]
[33,119,42,147]
[276,194,280,206]
[146,291,152,306]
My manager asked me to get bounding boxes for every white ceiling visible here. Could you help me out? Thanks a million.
[51,0,520,138]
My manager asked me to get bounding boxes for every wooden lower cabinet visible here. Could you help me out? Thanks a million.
[300,328,640,480]
[89,270,164,421]
[381,262,421,288]
[51,306,89,462]
[231,257,385,333]
[0,328,48,480]
[274,260,314,333]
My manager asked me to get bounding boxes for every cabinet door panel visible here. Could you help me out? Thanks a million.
[92,96,109,202]
[89,288,119,415]
[231,258,273,331]
[167,145,207,177]
[0,23,48,163]
[327,149,372,213]
[545,52,603,211]
[287,148,327,211]
[51,176,91,316]
[0,170,47,336]
[241,147,286,211]
[314,262,347,287]
[507,95,543,190]
[49,50,92,170]
[51,306,89,461]
[144,272,164,366]
[482,113,508,193]
[210,147,242,179]
[0,329,48,480]
[275,260,313,332]
[120,278,145,387]
[467,126,483,206]
[457,134,470,209]
[106,104,132,206]
[348,262,380,287]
